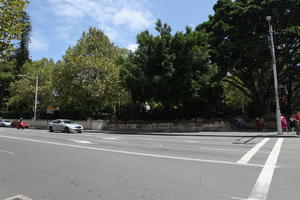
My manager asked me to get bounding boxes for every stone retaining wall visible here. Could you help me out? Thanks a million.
[104,120,231,132]
[8,119,108,130]
[5,118,277,132]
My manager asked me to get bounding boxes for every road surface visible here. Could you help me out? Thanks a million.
[0,127,299,200]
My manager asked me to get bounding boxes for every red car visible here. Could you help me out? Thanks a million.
[11,120,30,129]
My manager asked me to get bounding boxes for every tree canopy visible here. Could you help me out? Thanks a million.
[197,0,300,116]
[53,28,128,118]
[0,0,29,60]
[7,58,56,111]
[3,1,299,120]
[121,20,223,118]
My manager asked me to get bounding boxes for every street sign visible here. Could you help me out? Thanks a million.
[47,106,55,114]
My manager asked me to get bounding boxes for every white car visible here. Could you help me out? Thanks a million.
[48,119,84,133]
[0,119,11,127]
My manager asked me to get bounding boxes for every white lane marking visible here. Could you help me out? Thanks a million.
[247,138,284,200]
[198,147,269,154]
[101,137,120,140]
[0,135,264,168]
[4,194,32,200]
[237,138,270,164]
[69,139,92,144]
[185,140,201,143]
[185,140,212,143]
[230,196,246,200]
[0,149,14,155]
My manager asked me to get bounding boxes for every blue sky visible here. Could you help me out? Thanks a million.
[27,0,217,61]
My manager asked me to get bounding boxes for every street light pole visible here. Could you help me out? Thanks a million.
[18,74,39,121]
[33,75,39,121]
[266,16,282,135]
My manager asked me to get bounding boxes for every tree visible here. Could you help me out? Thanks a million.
[121,20,223,118]
[197,0,300,116]
[223,81,251,115]
[0,60,17,109]
[53,28,128,118]
[0,0,29,60]
[15,11,32,71]
[7,59,56,112]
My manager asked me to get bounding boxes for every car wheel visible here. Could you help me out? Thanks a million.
[64,127,70,133]
[49,126,54,132]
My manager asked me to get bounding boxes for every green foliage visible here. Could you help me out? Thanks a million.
[0,60,17,109]
[0,0,29,59]
[5,1,299,120]
[223,81,251,114]
[198,0,300,116]
[7,58,56,111]
[53,28,129,118]
[14,11,32,71]
[0,110,32,119]
[121,20,223,118]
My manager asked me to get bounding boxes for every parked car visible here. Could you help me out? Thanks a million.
[11,120,30,128]
[0,119,11,127]
[48,119,84,133]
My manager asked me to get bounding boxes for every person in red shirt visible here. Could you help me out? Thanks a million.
[281,115,288,133]
[295,112,300,122]
[291,112,300,135]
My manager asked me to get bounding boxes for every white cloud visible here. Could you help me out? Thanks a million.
[30,36,48,51]
[127,43,138,52]
[48,0,154,32]
[113,9,152,30]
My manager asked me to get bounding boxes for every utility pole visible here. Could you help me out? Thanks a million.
[34,75,39,121]
[18,74,39,121]
[266,16,282,135]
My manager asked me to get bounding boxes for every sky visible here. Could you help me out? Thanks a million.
[27,0,218,61]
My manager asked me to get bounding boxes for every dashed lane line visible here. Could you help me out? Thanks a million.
[0,135,264,168]
[0,149,14,155]
[100,137,120,140]
[69,139,92,144]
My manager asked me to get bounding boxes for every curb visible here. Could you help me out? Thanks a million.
[83,130,299,138]
[25,127,300,138]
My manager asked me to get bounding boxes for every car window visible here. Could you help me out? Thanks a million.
[4,120,10,122]
[63,120,73,124]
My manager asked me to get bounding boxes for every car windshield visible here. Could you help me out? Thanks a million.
[63,120,73,124]
[4,120,10,122]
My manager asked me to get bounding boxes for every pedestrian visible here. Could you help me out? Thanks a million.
[240,118,246,129]
[256,117,262,132]
[281,115,288,134]
[18,117,24,130]
[291,112,300,135]
[295,111,300,123]
[260,117,265,131]
[234,117,241,129]
[289,115,296,132]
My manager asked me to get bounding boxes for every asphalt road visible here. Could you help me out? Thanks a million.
[0,127,299,200]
